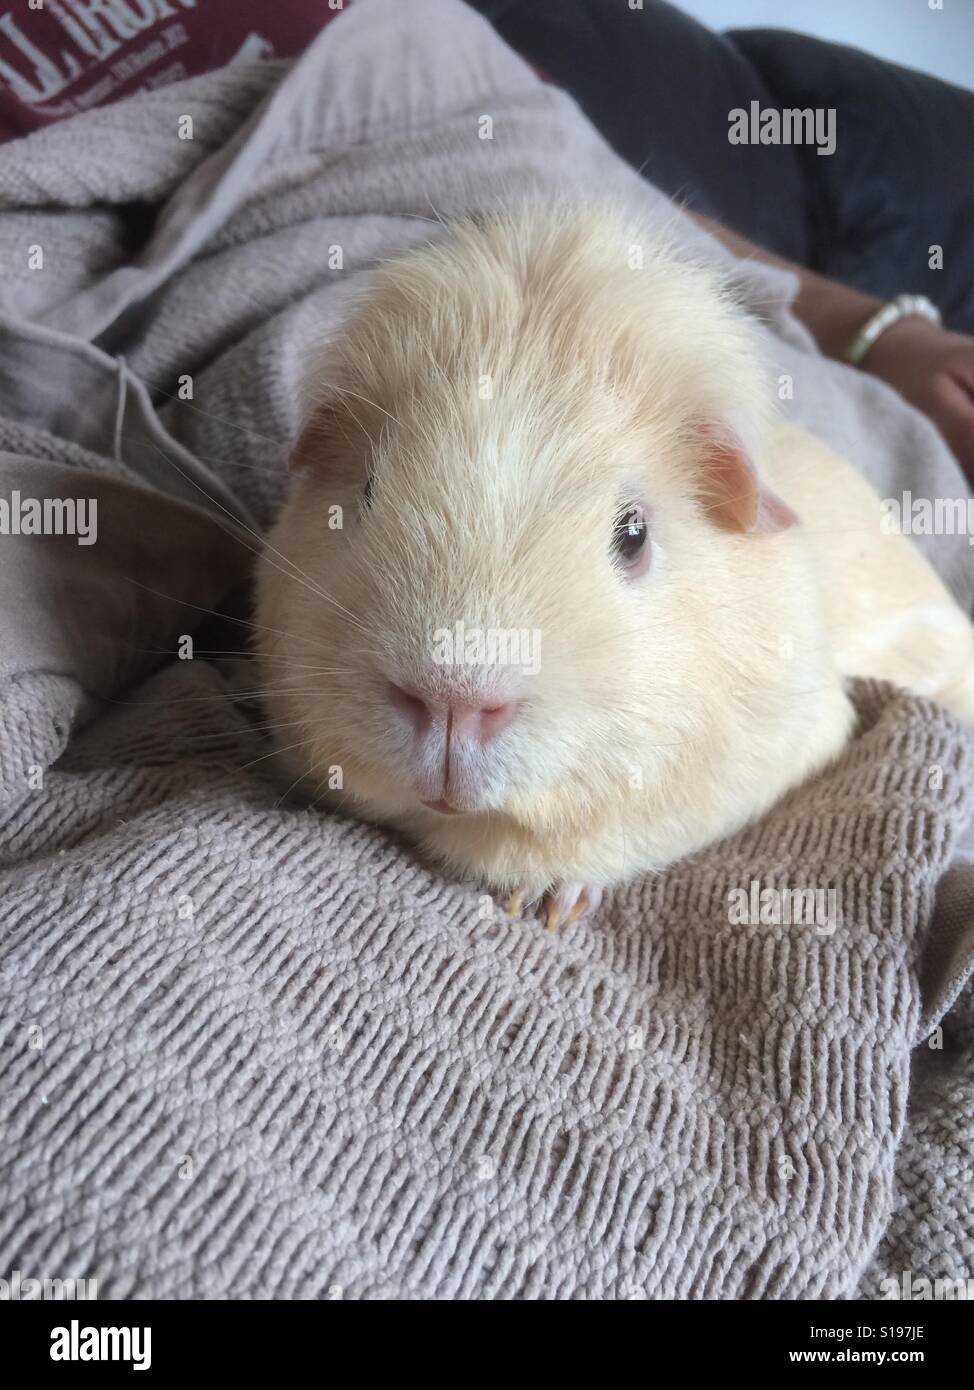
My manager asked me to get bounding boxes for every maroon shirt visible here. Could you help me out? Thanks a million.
[0,0,342,140]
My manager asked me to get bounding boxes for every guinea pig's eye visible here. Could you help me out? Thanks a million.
[612,503,650,573]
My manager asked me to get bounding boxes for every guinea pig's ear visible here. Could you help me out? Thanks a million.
[694,425,797,534]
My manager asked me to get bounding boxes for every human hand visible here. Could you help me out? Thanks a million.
[862,317,974,483]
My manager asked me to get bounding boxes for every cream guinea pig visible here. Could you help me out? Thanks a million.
[256,202,974,927]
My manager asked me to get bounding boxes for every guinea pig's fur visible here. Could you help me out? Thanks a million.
[256,201,974,917]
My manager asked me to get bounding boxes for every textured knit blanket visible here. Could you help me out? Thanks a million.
[0,0,972,1300]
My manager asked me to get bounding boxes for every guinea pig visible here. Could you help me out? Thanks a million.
[256,201,974,928]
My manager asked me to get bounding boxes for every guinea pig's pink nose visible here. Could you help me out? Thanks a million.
[387,680,519,743]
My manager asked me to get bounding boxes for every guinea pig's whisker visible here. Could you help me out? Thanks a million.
[122,647,263,664]
[255,546,372,639]
[271,756,334,809]
[236,737,319,772]
[98,691,258,711]
[147,648,354,676]
[143,438,372,637]
[329,383,403,430]
[269,666,354,677]
[170,446,288,475]
[308,777,354,816]
[318,788,358,818]
[242,687,349,698]
[139,375,288,449]
[396,211,441,227]
[173,729,281,747]
[424,193,449,231]
[215,659,355,678]
[170,685,339,702]
[98,684,318,711]
[114,591,342,657]
[180,712,319,733]
[246,719,321,738]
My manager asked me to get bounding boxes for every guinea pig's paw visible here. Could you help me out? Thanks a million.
[501,887,534,919]
[500,882,603,929]
[541,882,603,932]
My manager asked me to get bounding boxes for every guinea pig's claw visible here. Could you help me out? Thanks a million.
[502,882,603,929]
[503,888,527,919]
[542,898,563,931]
[541,883,603,931]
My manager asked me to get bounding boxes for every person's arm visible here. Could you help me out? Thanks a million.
[691,211,974,482]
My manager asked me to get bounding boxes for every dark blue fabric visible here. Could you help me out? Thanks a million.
[731,28,974,332]
[468,0,974,332]
[468,0,811,263]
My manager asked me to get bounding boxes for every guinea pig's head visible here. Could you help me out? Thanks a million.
[257,203,801,853]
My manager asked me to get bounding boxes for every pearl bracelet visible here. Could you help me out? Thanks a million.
[845,293,942,365]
